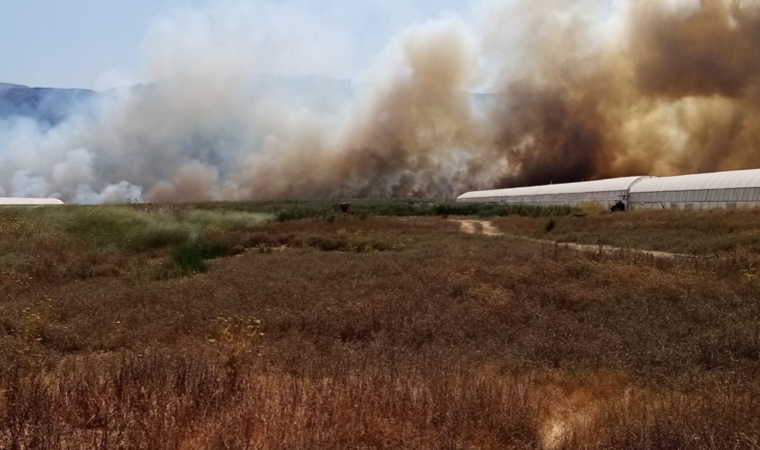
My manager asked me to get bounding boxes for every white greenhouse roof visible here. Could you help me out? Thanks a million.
[631,169,760,193]
[0,198,65,206]
[458,176,651,200]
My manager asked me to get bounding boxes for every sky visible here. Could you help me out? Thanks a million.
[0,0,472,90]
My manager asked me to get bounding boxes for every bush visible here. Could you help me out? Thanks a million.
[128,223,192,250]
[172,240,231,274]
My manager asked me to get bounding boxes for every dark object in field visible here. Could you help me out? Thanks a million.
[611,201,626,212]
[334,202,354,215]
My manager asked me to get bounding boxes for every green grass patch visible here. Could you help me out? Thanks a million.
[0,206,273,252]
[195,199,577,221]
[172,240,231,274]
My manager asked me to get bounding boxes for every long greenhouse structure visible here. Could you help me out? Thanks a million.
[458,169,760,211]
[0,198,65,206]
[457,177,651,210]
[629,170,760,210]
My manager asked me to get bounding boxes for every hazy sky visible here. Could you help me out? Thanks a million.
[0,0,472,90]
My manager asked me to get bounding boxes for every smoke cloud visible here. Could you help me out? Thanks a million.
[1,0,759,203]
[487,0,760,186]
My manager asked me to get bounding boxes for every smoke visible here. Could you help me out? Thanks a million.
[1,0,760,203]
[488,0,760,186]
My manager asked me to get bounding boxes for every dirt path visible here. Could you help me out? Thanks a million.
[453,220,691,259]
[546,240,693,260]
[457,220,477,235]
[454,220,503,237]
[480,221,502,237]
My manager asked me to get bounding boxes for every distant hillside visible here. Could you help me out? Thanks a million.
[0,76,496,128]
[0,83,96,127]
[0,76,357,127]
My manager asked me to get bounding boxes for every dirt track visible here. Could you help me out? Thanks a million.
[454,220,503,237]
[453,220,692,260]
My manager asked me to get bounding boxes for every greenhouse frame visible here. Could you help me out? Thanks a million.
[458,169,760,211]
[0,198,65,206]
[457,177,651,210]
[629,169,760,210]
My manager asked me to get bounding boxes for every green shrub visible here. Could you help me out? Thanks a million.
[128,223,192,250]
[182,210,272,229]
[172,240,231,274]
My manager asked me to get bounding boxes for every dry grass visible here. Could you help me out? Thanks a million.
[2,205,760,448]
[0,354,540,450]
[494,208,760,255]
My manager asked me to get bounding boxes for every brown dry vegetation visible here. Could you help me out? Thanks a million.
[2,205,760,449]
[494,208,760,256]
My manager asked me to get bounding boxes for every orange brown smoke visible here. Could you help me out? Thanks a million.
[491,0,760,188]
[238,0,760,199]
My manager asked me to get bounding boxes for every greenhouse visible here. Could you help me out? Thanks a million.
[0,198,65,206]
[629,169,760,210]
[457,176,651,210]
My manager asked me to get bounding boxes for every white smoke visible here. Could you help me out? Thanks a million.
[11,171,50,198]
[74,182,143,205]
[52,149,95,191]
[0,2,493,203]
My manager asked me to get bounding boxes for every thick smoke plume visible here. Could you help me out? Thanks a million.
[490,0,760,187]
[1,0,760,203]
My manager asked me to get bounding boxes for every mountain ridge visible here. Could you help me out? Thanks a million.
[0,75,497,127]
[0,75,358,126]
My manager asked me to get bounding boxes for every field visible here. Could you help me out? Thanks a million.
[2,202,760,449]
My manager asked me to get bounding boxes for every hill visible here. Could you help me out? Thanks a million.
[0,82,96,127]
[0,75,357,127]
